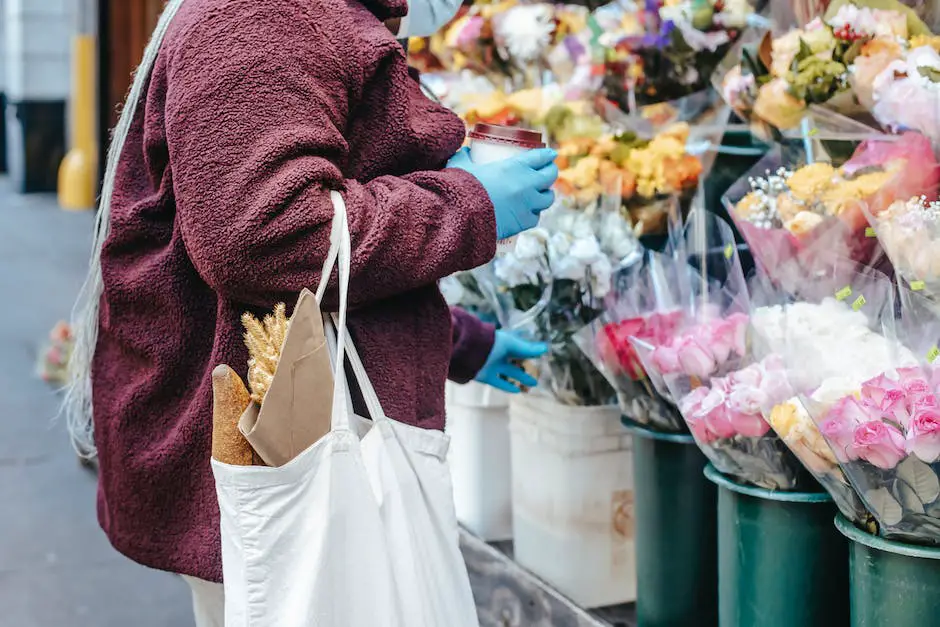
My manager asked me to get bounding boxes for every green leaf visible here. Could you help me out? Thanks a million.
[795,38,814,65]
[896,456,940,504]
[842,39,866,66]
[894,478,926,515]
[918,66,940,84]
[865,487,904,526]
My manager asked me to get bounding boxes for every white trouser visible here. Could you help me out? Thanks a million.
[182,575,225,627]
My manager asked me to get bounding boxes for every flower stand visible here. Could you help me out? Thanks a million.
[628,421,718,627]
[445,381,513,541]
[705,465,849,627]
[835,515,940,627]
[508,393,635,609]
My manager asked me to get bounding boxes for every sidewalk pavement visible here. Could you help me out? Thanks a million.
[0,181,194,626]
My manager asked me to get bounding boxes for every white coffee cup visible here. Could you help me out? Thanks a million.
[468,123,547,254]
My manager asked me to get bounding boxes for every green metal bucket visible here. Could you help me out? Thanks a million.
[705,465,849,627]
[835,515,940,626]
[627,421,717,627]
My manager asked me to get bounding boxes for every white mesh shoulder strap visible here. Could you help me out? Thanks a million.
[64,0,187,458]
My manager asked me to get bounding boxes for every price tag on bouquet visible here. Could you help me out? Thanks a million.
[929,346,940,364]
[835,286,853,302]
[912,281,926,292]
[851,295,867,311]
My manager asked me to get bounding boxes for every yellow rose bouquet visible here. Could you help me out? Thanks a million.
[722,132,940,290]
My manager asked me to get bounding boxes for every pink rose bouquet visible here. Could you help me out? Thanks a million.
[814,366,940,544]
[576,309,687,432]
[649,313,750,379]
[676,355,806,489]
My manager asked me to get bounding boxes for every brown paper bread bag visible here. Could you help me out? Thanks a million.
[238,289,334,466]
[211,365,258,466]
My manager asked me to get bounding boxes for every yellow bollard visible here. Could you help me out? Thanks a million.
[58,35,98,211]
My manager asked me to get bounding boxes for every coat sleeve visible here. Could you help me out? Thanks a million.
[162,4,496,309]
[448,307,496,384]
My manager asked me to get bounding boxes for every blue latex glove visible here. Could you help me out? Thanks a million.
[448,147,558,241]
[475,330,549,394]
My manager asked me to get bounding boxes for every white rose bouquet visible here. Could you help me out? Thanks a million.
[477,206,642,406]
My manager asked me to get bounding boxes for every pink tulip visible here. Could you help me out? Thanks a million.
[676,335,717,379]
[758,370,792,408]
[725,408,771,438]
[727,313,749,357]
[704,321,734,364]
[679,386,710,417]
[821,397,868,462]
[703,404,738,440]
[690,387,736,440]
[680,387,719,444]
[727,386,767,418]
[711,376,732,396]
[729,364,762,390]
[689,416,718,444]
[651,343,681,374]
[907,409,940,463]
[852,421,907,470]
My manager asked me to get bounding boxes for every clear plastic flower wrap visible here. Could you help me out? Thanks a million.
[623,212,804,488]
[749,260,901,522]
[722,131,940,291]
[573,250,691,432]
[802,284,940,544]
[475,205,643,406]
[863,192,940,302]
[440,273,498,325]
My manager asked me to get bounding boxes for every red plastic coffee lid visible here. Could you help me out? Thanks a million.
[468,123,546,149]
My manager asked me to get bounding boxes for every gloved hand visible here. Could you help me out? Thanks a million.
[475,330,548,394]
[448,148,558,241]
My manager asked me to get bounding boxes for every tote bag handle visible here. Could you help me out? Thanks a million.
[316,192,388,428]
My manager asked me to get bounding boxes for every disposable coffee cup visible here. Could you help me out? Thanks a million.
[468,123,547,254]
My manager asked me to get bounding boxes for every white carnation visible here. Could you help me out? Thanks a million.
[497,5,555,63]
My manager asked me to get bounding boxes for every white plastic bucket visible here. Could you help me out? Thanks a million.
[509,393,636,609]
[445,381,513,541]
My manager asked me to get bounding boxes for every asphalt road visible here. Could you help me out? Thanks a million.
[0,183,193,626]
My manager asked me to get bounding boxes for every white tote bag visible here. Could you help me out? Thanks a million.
[211,191,478,627]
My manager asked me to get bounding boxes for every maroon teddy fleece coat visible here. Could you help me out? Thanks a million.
[93,0,497,582]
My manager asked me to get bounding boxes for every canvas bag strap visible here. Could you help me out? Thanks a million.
[326,191,357,431]
[316,191,386,422]
[327,313,385,421]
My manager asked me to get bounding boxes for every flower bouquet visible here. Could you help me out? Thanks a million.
[477,206,643,406]
[440,272,498,325]
[750,262,903,521]
[418,2,606,134]
[863,195,940,301]
[714,0,935,132]
[722,132,940,289]
[602,0,758,110]
[574,250,692,431]
[554,123,704,236]
[622,212,807,489]
[801,286,940,542]
[868,44,940,156]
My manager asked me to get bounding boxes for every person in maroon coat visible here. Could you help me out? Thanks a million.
[64,0,557,622]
